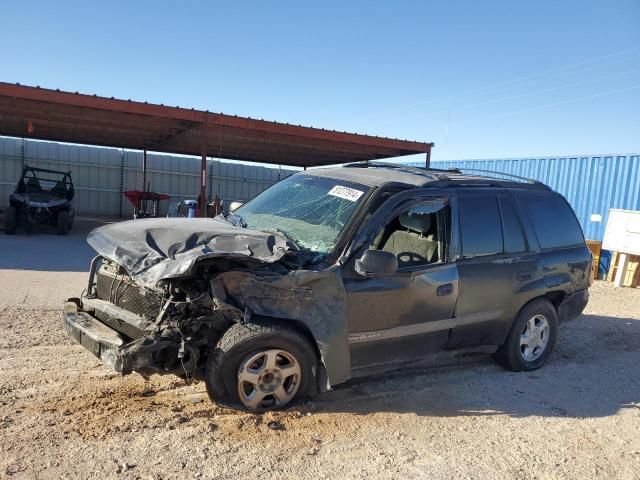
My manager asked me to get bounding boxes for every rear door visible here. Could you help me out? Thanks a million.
[449,191,538,348]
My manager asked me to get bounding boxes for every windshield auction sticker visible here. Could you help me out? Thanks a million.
[328,185,364,202]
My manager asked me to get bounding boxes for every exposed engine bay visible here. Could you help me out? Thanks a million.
[81,258,216,379]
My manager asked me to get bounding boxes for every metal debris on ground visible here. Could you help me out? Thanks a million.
[267,420,284,431]
[116,462,136,474]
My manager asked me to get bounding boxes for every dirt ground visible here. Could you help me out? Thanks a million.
[1,227,640,479]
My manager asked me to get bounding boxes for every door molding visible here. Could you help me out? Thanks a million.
[348,317,459,344]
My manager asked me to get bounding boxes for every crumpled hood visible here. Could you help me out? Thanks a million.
[87,217,291,288]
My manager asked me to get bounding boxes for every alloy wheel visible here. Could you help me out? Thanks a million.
[237,349,301,411]
[519,314,550,362]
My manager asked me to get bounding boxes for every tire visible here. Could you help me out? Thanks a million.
[205,320,317,411]
[57,211,70,235]
[20,208,33,235]
[5,206,17,234]
[494,298,558,372]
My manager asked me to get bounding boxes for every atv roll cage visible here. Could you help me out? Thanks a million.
[17,166,75,201]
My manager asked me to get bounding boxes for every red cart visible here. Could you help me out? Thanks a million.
[123,190,170,219]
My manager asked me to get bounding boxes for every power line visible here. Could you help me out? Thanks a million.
[369,45,640,125]
[453,83,640,125]
[450,65,640,112]
[439,46,640,105]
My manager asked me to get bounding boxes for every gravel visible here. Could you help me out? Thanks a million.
[1,280,639,479]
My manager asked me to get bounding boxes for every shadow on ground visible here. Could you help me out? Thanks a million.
[314,314,640,419]
[0,218,112,272]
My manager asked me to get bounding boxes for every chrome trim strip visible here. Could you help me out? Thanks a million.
[458,309,502,325]
[348,317,459,344]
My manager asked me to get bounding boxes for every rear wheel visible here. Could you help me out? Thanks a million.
[5,206,17,234]
[57,211,70,235]
[205,320,317,411]
[494,298,558,371]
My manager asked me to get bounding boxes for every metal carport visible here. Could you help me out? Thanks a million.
[0,82,432,215]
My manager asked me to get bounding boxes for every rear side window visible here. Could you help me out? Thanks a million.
[499,197,527,253]
[521,193,584,249]
[458,196,503,257]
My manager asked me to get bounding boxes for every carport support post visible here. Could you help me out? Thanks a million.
[425,144,432,168]
[200,122,207,217]
[142,149,148,215]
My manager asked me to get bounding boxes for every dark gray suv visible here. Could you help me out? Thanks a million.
[63,164,591,411]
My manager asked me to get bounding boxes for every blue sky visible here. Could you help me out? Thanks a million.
[1,1,639,162]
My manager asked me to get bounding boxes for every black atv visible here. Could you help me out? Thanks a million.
[5,166,75,235]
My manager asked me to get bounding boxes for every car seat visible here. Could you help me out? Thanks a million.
[381,211,439,268]
[25,176,42,193]
[51,180,68,197]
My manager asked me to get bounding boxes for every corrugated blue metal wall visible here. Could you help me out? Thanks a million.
[404,154,640,241]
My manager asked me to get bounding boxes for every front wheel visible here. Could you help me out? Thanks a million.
[205,320,317,411]
[494,298,558,371]
[5,206,17,234]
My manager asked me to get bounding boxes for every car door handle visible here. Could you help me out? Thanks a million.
[516,270,534,281]
[436,283,454,296]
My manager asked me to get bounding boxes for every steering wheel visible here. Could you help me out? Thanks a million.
[397,252,428,267]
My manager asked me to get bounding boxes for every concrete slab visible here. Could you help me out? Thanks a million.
[0,217,116,310]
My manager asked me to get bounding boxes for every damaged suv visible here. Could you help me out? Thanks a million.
[63,164,591,411]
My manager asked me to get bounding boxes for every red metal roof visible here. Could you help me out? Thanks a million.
[0,82,432,167]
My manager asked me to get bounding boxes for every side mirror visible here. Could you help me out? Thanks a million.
[229,201,243,212]
[355,249,398,277]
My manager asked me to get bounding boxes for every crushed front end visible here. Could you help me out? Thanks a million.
[63,256,229,379]
[62,216,352,390]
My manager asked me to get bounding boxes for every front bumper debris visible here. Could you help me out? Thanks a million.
[63,300,196,377]
[62,302,125,372]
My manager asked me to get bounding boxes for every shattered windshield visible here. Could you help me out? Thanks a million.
[234,174,370,257]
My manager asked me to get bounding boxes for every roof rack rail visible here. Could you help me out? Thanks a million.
[425,166,462,174]
[344,161,417,170]
[450,168,544,185]
[343,161,440,179]
[342,162,548,189]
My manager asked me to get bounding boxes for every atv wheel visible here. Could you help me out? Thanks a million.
[494,298,558,372]
[57,211,70,235]
[205,320,317,411]
[5,206,17,234]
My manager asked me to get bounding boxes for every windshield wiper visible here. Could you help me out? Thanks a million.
[263,227,300,251]
[219,212,247,228]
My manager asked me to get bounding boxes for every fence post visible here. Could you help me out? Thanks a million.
[21,138,25,169]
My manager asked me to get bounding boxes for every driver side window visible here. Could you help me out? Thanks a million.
[371,201,450,269]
